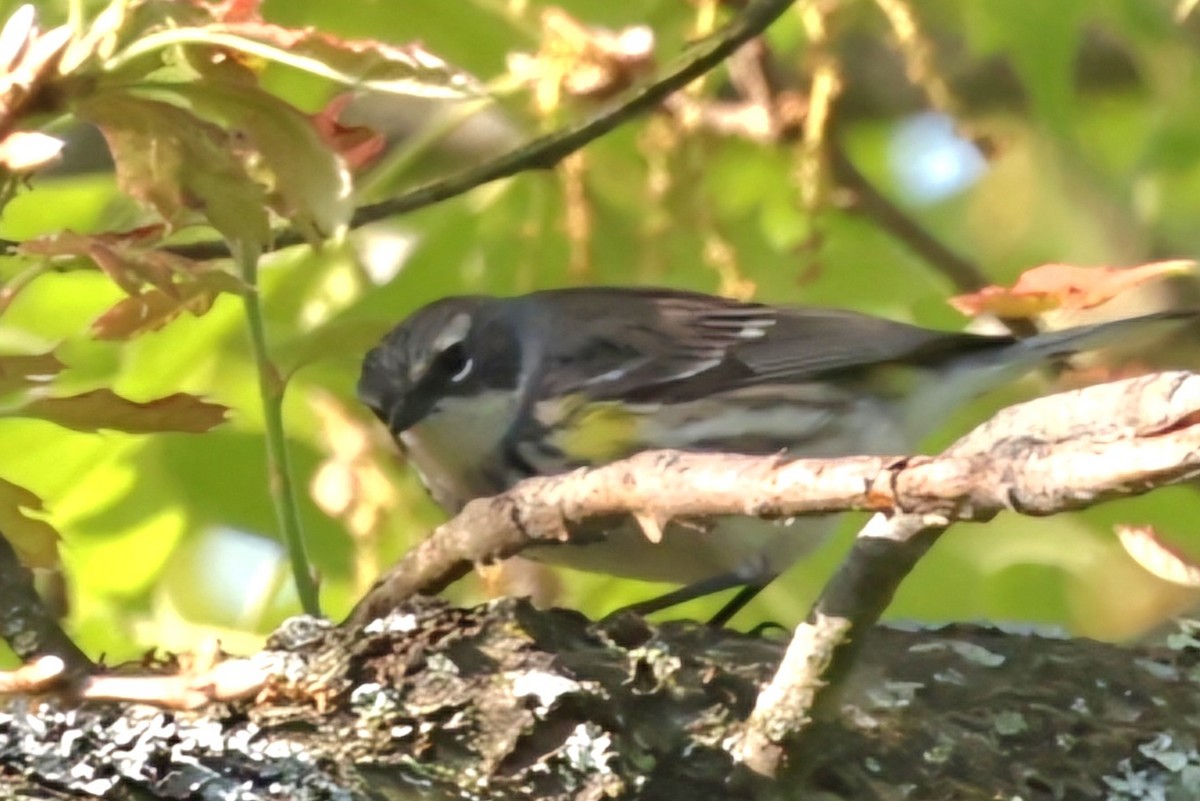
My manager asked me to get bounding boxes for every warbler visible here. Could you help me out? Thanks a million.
[358,286,1184,624]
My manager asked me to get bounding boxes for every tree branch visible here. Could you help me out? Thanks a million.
[4,598,1197,799]
[347,370,1200,625]
[166,0,801,261]
[733,513,943,776]
[0,532,92,677]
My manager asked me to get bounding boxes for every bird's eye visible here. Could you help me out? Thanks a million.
[451,357,473,382]
[436,342,473,383]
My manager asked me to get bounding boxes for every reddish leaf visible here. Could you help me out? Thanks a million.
[950,260,1196,318]
[19,226,167,257]
[312,94,386,173]
[0,477,60,568]
[91,269,246,341]
[18,390,228,434]
[0,351,64,396]
[199,0,262,23]
[19,227,197,299]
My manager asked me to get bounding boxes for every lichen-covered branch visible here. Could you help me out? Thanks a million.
[3,600,1198,800]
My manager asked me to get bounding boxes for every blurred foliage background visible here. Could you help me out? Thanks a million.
[3,0,1200,664]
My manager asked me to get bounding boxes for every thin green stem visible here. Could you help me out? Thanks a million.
[235,242,321,616]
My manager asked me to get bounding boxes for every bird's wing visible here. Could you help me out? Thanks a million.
[517,287,1007,404]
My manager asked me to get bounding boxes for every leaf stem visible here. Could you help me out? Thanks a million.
[235,243,321,616]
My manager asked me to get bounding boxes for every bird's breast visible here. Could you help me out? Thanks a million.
[398,391,522,511]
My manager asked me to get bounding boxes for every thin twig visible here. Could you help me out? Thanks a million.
[161,0,802,261]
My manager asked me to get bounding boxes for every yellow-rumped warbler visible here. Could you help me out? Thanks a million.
[358,286,1185,624]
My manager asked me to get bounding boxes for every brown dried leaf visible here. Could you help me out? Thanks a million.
[950,260,1196,318]
[0,477,60,568]
[19,226,167,258]
[19,227,195,298]
[17,390,228,434]
[0,351,63,396]
[91,269,246,340]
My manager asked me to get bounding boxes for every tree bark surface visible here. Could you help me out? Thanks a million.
[2,599,1197,800]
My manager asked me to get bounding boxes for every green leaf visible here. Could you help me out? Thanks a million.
[965,0,1088,137]
[155,81,354,244]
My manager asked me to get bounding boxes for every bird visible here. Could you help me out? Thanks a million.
[356,286,1187,625]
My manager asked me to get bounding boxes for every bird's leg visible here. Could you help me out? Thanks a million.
[607,571,777,627]
[706,579,773,627]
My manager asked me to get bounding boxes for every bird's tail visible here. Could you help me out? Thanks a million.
[903,309,1195,443]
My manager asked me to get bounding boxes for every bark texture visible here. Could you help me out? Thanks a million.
[2,599,1198,800]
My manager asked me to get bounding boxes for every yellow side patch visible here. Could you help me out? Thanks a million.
[554,399,641,463]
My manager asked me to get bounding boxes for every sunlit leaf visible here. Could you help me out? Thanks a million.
[0,5,71,118]
[105,7,482,100]
[133,80,352,244]
[201,21,483,99]
[91,269,246,340]
[74,91,272,251]
[0,130,64,173]
[0,477,59,568]
[15,390,228,433]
